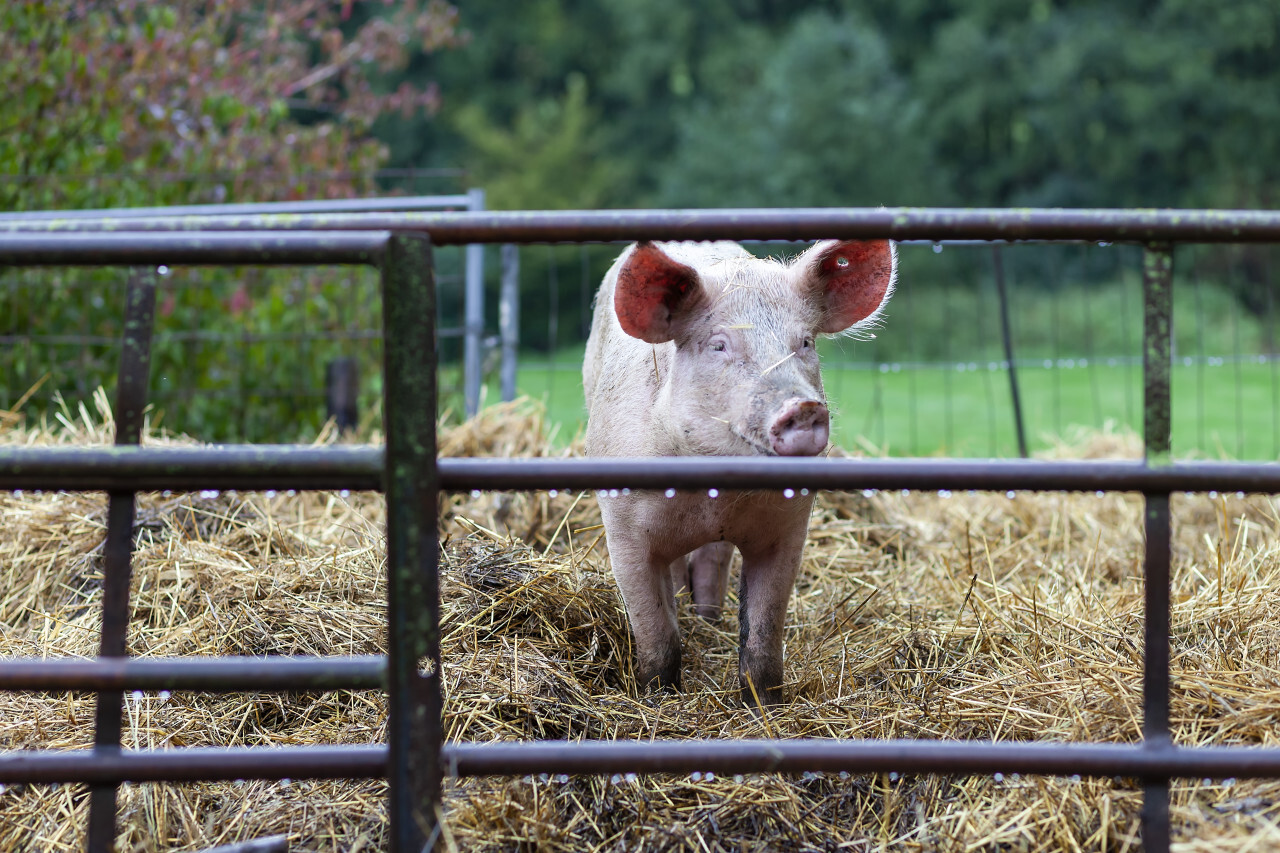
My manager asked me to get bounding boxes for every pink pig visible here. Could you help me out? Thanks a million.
[583,239,896,704]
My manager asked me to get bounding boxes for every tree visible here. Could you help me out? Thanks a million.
[0,1,464,440]
[0,0,463,211]
[656,9,936,208]
[451,73,629,210]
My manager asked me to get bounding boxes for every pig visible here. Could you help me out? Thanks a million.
[582,239,896,705]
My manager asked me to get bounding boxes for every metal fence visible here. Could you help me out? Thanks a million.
[0,192,518,436]
[3,208,1280,852]
[510,238,1280,459]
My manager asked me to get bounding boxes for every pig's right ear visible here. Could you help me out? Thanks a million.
[799,239,897,335]
[614,242,702,343]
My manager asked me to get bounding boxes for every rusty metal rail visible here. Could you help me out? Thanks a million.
[0,656,385,692]
[0,231,387,265]
[0,193,478,221]
[4,206,1280,244]
[3,208,1280,852]
[6,449,1280,494]
[0,746,388,784]
[12,739,1280,786]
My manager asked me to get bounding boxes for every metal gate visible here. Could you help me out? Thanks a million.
[2,208,1280,852]
[0,191,507,424]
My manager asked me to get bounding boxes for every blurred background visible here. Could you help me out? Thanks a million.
[2,0,1278,457]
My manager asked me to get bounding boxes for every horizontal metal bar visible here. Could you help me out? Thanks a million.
[444,740,1280,780]
[9,739,1280,785]
[0,446,383,491]
[0,656,385,692]
[0,745,386,784]
[0,231,387,266]
[0,330,384,347]
[0,195,473,221]
[2,208,1279,244]
[6,450,1280,494]
[438,457,1280,495]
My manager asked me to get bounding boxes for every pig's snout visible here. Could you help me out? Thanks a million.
[768,398,830,456]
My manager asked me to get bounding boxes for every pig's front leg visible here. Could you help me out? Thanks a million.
[610,538,682,691]
[737,538,806,706]
[669,541,734,621]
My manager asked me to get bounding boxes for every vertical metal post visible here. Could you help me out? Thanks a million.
[464,188,486,418]
[1142,491,1172,850]
[500,244,520,403]
[1141,243,1174,853]
[992,246,1028,458]
[87,267,157,853]
[325,357,360,432]
[1264,253,1278,458]
[381,233,442,851]
[1143,246,1174,465]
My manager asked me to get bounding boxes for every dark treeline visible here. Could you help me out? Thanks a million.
[380,0,1279,212]
[361,0,1280,352]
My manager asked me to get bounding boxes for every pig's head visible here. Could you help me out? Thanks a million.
[614,239,896,457]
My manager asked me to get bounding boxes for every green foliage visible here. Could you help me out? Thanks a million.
[657,10,933,207]
[398,0,1279,212]
[1,1,461,441]
[145,265,387,442]
[452,74,629,210]
[0,0,449,211]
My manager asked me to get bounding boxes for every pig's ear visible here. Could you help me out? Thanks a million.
[614,242,703,343]
[799,239,897,335]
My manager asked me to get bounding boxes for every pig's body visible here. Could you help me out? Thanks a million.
[584,239,895,704]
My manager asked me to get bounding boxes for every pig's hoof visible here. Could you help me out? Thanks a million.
[737,676,783,706]
[693,603,723,622]
[638,651,682,693]
[642,673,681,694]
[740,684,783,711]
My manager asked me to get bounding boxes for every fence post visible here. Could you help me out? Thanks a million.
[1143,245,1174,466]
[464,188,487,418]
[1141,243,1174,853]
[991,246,1028,458]
[381,233,442,851]
[87,266,156,853]
[500,244,520,403]
[325,357,359,432]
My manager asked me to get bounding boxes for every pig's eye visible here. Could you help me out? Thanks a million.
[801,337,814,350]
[709,340,727,353]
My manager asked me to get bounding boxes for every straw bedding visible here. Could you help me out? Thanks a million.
[3,393,1280,851]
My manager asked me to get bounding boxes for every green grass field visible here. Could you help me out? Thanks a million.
[490,252,1280,459]
[509,355,1280,460]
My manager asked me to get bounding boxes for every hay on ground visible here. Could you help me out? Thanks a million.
[2,393,1280,850]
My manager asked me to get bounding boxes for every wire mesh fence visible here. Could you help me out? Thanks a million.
[0,174,488,442]
[2,192,1278,459]
[514,240,1280,459]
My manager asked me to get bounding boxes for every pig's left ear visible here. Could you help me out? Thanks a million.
[614,242,704,343]
[798,240,897,334]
